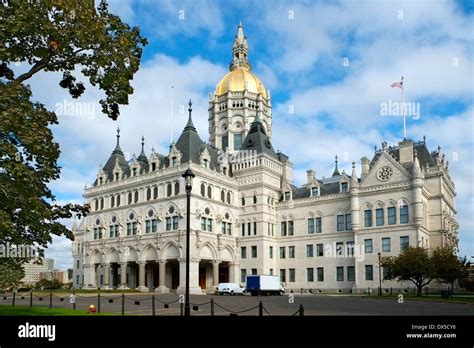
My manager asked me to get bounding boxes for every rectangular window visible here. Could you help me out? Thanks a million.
[207,218,212,232]
[284,192,290,201]
[127,224,132,236]
[315,217,322,233]
[251,268,257,275]
[145,220,151,234]
[152,219,158,233]
[76,260,80,268]
[317,267,324,282]
[280,269,286,283]
[346,241,354,257]
[166,217,171,231]
[382,237,391,252]
[308,218,315,234]
[347,266,355,281]
[341,182,348,192]
[336,266,344,281]
[289,246,295,258]
[400,236,409,251]
[132,223,137,235]
[234,133,243,151]
[311,187,319,196]
[247,222,251,236]
[376,208,384,226]
[365,265,373,281]
[109,226,115,238]
[241,223,245,236]
[269,246,273,259]
[306,244,313,258]
[383,267,389,280]
[251,246,257,258]
[222,135,229,151]
[241,247,246,259]
[400,205,409,224]
[201,217,206,231]
[280,247,286,259]
[364,239,373,253]
[316,244,324,257]
[388,207,396,225]
[364,209,372,227]
[288,221,294,236]
[307,268,314,282]
[253,221,257,235]
[337,215,345,231]
[345,214,352,230]
[280,221,287,236]
[289,269,295,283]
[222,222,226,235]
[227,223,232,235]
[269,269,273,275]
[336,242,344,256]
[241,269,247,283]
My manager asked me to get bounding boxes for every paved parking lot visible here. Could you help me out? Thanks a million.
[1,293,473,316]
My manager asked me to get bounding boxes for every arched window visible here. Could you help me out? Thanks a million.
[174,182,180,195]
[116,194,121,207]
[221,212,232,235]
[400,203,409,224]
[146,188,151,201]
[241,197,245,206]
[134,191,139,203]
[126,212,138,236]
[253,195,257,204]
[93,218,103,240]
[227,192,231,204]
[100,198,104,210]
[110,195,115,208]
[165,205,179,231]
[128,192,132,205]
[109,215,119,238]
[167,183,172,197]
[145,209,158,234]
[153,186,158,199]
[201,183,206,197]
[207,186,212,199]
[94,199,98,211]
[221,189,225,202]
[201,207,213,232]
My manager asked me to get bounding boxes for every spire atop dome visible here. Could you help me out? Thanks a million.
[230,22,251,71]
[112,127,123,155]
[184,99,196,132]
[332,155,340,176]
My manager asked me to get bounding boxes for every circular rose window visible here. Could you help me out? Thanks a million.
[377,166,393,181]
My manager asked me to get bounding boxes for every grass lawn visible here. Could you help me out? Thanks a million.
[0,305,116,316]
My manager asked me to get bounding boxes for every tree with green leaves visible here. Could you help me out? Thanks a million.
[0,258,25,291]
[432,246,471,293]
[381,247,435,296]
[0,1,147,260]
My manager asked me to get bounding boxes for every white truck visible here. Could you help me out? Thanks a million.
[245,275,285,296]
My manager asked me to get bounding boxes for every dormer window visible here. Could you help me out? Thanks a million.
[132,168,137,176]
[311,187,319,197]
[341,182,348,192]
[115,173,119,181]
[223,167,227,176]
[99,177,103,185]
[203,159,209,168]
[151,163,156,171]
[172,157,177,166]
[284,191,291,201]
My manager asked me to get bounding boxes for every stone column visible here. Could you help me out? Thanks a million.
[155,260,169,293]
[137,261,148,292]
[119,262,128,290]
[83,263,96,289]
[228,263,238,284]
[177,258,202,295]
[212,260,220,287]
[103,263,111,290]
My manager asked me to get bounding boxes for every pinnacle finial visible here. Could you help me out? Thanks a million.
[188,99,192,110]
[332,155,341,177]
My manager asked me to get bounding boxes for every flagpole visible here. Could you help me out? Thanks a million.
[402,78,406,140]
[171,86,174,144]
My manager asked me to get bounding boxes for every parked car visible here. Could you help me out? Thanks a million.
[217,283,246,295]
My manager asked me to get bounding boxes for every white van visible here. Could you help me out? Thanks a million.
[217,283,246,295]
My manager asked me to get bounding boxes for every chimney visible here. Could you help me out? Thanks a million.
[398,139,414,164]
[306,170,315,185]
[361,157,369,178]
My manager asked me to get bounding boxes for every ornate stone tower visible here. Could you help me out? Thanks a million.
[208,22,272,153]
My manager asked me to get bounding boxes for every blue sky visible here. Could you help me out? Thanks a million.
[21,0,472,268]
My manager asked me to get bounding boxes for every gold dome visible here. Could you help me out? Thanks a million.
[215,67,267,98]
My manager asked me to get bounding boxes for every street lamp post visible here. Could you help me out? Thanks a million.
[182,168,195,317]
[378,252,382,296]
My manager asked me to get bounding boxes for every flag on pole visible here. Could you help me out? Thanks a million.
[390,77,404,89]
